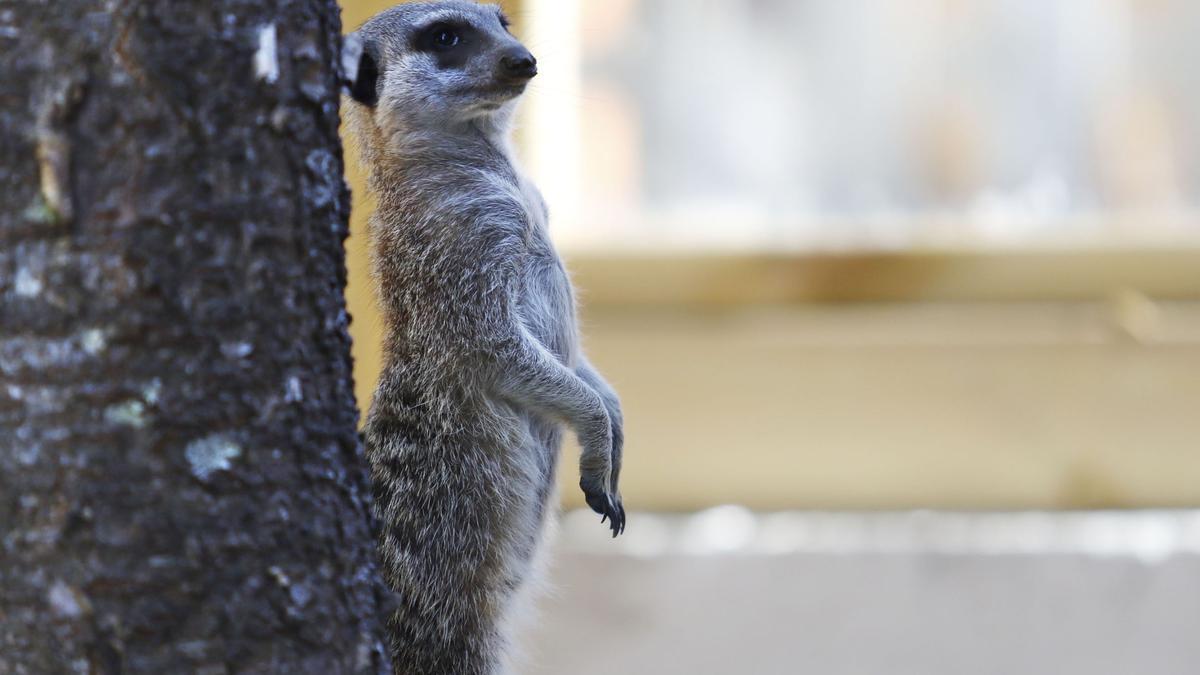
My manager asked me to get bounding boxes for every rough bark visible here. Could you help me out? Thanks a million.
[0,1,392,673]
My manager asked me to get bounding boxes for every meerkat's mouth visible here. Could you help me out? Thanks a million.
[478,82,528,100]
[456,82,528,115]
[452,83,527,113]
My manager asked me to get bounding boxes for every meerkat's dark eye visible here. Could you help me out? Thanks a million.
[432,27,460,50]
[416,22,473,63]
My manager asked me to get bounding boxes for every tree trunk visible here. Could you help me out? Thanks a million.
[0,2,392,673]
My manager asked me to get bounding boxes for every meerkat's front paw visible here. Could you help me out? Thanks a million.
[583,482,628,535]
[583,405,625,537]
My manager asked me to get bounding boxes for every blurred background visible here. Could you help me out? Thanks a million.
[342,1,1200,673]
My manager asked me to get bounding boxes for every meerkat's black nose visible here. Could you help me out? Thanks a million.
[499,47,538,81]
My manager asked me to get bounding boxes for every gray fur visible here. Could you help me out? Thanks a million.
[344,3,625,673]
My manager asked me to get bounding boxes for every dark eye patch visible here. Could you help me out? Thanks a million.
[349,47,380,107]
[498,12,511,30]
[414,20,479,69]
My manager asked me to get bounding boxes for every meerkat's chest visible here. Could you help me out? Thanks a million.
[514,183,578,366]
[518,250,577,365]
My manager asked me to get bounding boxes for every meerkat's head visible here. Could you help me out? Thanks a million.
[345,1,535,147]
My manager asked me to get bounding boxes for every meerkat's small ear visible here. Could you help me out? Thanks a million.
[342,32,380,107]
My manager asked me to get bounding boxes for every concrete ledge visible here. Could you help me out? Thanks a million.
[528,510,1200,675]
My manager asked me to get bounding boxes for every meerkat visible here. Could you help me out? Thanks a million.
[343,2,625,673]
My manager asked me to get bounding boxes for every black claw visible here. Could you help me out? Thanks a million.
[584,487,626,537]
[608,496,625,538]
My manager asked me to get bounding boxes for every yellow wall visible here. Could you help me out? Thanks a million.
[341,4,394,427]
